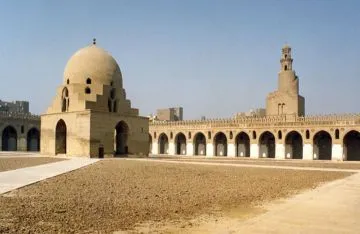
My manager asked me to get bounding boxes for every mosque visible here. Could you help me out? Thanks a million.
[1,42,360,160]
[149,45,360,161]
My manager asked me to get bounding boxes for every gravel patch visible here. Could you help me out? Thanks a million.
[0,157,66,172]
[0,159,352,233]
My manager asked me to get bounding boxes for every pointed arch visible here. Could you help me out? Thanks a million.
[2,126,17,151]
[285,131,303,159]
[259,131,275,158]
[235,132,250,157]
[214,132,227,156]
[193,132,206,156]
[343,130,360,161]
[115,121,129,155]
[27,128,40,151]
[55,119,67,154]
[158,133,169,154]
[313,131,332,160]
[175,132,186,155]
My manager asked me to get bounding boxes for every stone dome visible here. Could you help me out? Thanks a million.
[63,44,122,86]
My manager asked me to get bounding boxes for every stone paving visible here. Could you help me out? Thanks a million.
[0,156,99,194]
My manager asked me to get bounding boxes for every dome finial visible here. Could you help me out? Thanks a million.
[92,38,96,45]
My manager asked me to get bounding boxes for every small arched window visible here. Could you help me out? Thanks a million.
[252,131,257,139]
[335,129,340,139]
[110,81,113,86]
[85,87,91,94]
[154,132,157,139]
[170,132,173,139]
[208,131,211,139]
[61,87,69,112]
[66,79,70,85]
[306,130,310,139]
[229,131,233,139]
[284,65,288,71]
[278,130,282,139]
[86,78,91,84]
[188,132,191,139]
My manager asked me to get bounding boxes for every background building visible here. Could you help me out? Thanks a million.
[0,100,29,113]
[156,107,183,121]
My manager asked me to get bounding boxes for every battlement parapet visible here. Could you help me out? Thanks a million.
[150,113,360,128]
[0,111,40,121]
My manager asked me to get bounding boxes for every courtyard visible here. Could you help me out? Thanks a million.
[0,156,356,233]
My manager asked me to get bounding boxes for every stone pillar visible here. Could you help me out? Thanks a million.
[275,144,285,159]
[152,142,158,155]
[186,142,194,156]
[18,136,27,151]
[250,144,259,159]
[168,142,175,155]
[227,143,236,157]
[303,144,313,160]
[206,143,214,157]
[332,144,343,161]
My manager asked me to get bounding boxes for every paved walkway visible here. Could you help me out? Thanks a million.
[190,172,360,234]
[0,157,99,194]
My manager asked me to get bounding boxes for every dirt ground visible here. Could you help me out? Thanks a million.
[0,159,352,233]
[154,157,360,169]
[0,157,66,172]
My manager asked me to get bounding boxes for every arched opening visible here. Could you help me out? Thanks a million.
[85,87,91,94]
[175,133,186,155]
[86,78,91,84]
[61,87,69,112]
[149,134,152,155]
[284,65,288,70]
[235,132,250,157]
[285,131,303,159]
[313,131,332,160]
[259,131,275,158]
[214,132,227,156]
[115,121,129,155]
[55,120,67,154]
[66,79,69,84]
[343,131,360,161]
[158,133,169,154]
[335,129,340,139]
[194,132,206,156]
[27,128,40,151]
[2,126,17,151]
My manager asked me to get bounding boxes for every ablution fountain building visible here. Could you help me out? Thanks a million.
[149,45,360,161]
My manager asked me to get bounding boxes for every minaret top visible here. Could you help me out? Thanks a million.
[280,44,293,71]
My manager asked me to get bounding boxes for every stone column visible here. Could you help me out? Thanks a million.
[186,142,194,156]
[206,143,214,157]
[152,142,158,155]
[275,143,285,159]
[168,142,175,155]
[303,144,313,160]
[250,144,259,159]
[227,143,236,157]
[18,136,27,151]
[332,144,343,161]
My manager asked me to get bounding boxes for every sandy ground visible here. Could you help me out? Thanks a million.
[0,159,352,233]
[0,157,66,172]
[153,157,360,169]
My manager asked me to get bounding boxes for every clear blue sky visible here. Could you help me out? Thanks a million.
[0,0,359,119]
